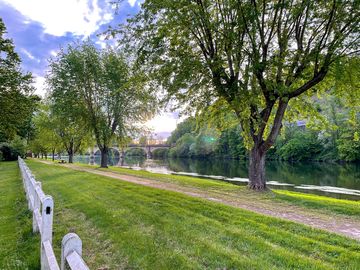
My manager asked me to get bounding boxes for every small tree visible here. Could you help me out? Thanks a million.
[114,0,360,189]
[49,42,157,167]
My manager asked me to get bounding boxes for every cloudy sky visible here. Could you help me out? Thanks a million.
[0,0,179,136]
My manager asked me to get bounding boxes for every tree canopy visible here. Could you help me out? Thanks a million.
[47,41,157,167]
[112,0,360,189]
[0,18,38,141]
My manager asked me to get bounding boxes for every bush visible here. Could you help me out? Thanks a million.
[0,143,21,161]
[337,132,360,162]
[0,137,27,161]
[152,148,169,158]
[169,133,196,158]
[276,130,322,161]
[125,147,146,156]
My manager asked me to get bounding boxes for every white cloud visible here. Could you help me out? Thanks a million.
[128,0,137,7]
[50,50,58,57]
[3,0,114,36]
[146,112,180,133]
[21,48,35,60]
[32,75,46,96]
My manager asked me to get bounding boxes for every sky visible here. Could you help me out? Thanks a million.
[0,0,179,137]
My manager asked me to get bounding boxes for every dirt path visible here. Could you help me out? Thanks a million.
[37,160,360,241]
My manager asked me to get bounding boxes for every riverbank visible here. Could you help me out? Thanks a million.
[19,159,359,268]
[32,158,360,239]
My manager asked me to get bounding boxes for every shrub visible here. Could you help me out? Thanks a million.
[0,137,27,161]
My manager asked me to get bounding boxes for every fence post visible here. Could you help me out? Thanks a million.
[41,196,54,270]
[33,181,42,232]
[61,233,82,270]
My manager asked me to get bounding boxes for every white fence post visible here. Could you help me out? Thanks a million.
[61,233,89,270]
[41,196,54,270]
[33,181,42,232]
[18,157,89,270]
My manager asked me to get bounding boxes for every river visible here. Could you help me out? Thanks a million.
[73,155,360,199]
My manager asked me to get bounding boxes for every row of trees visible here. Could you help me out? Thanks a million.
[35,42,157,167]
[2,1,359,191]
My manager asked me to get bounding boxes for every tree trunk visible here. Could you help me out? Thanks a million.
[100,146,109,168]
[68,150,73,163]
[248,145,267,190]
[52,150,55,161]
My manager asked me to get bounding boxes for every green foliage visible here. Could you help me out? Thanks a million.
[125,147,146,157]
[113,0,359,188]
[166,117,196,145]
[0,136,27,161]
[337,133,360,162]
[47,41,157,166]
[169,133,196,158]
[215,126,247,159]
[276,128,321,162]
[0,18,39,141]
[152,148,169,158]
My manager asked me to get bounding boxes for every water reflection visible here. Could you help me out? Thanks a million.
[73,155,360,191]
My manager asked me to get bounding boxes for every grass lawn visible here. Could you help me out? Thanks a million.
[24,159,360,269]
[0,161,39,270]
[74,162,360,218]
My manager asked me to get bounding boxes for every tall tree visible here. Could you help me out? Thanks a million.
[48,42,157,167]
[46,57,91,163]
[113,0,360,190]
[0,18,38,141]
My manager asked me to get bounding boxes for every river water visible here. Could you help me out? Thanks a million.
[73,155,360,199]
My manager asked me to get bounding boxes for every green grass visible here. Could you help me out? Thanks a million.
[273,190,360,217]
[25,159,360,269]
[72,162,360,218]
[0,161,39,270]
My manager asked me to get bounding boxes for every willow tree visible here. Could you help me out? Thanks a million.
[112,0,360,190]
[47,49,91,163]
[48,42,157,167]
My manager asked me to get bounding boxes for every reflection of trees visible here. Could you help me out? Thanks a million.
[123,156,146,166]
[76,154,360,190]
[265,161,360,189]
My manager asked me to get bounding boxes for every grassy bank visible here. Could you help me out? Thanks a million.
[0,161,39,270]
[68,162,360,218]
[25,159,360,269]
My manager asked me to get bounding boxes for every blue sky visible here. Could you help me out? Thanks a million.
[0,0,179,135]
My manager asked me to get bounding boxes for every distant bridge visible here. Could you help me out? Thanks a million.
[89,144,171,158]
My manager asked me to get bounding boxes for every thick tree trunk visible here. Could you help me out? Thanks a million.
[52,150,55,161]
[248,145,267,190]
[68,150,73,163]
[100,147,109,168]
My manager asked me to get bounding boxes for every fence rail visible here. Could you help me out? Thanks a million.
[18,157,90,270]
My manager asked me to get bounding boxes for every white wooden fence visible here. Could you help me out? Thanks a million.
[18,157,90,270]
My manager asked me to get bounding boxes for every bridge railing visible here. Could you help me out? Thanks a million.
[18,157,90,270]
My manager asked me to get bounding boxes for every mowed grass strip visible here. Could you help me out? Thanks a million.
[0,161,39,270]
[80,162,360,218]
[26,160,360,269]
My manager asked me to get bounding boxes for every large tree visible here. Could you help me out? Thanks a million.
[46,56,91,163]
[112,0,360,190]
[0,18,38,141]
[48,42,157,167]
